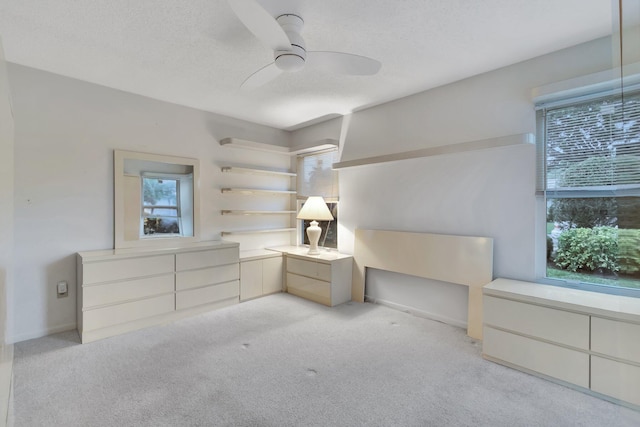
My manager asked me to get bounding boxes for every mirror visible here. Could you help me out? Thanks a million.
[114,150,200,249]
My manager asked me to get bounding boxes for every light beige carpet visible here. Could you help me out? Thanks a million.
[11,293,640,426]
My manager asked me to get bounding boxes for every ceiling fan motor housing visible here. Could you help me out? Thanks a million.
[274,14,306,72]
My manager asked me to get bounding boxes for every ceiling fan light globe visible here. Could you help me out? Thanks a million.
[275,53,305,72]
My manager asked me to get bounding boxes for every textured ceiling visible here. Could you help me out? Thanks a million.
[0,0,613,130]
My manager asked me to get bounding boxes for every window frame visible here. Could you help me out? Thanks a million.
[296,149,340,250]
[536,90,640,298]
[140,172,191,238]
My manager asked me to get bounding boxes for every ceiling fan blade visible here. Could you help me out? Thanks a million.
[306,51,381,76]
[228,0,291,51]
[241,62,283,90]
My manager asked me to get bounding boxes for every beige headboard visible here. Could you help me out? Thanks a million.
[352,229,493,339]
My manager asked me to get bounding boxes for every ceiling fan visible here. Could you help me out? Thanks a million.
[228,0,382,89]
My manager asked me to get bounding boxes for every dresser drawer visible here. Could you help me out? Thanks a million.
[591,355,640,406]
[83,274,174,308]
[176,247,239,271]
[286,257,331,282]
[287,273,331,306]
[176,263,239,291]
[83,254,174,284]
[176,280,239,310]
[591,317,640,363]
[82,294,175,331]
[483,296,589,349]
[483,326,589,388]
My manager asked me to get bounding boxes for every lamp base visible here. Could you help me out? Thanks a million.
[306,220,322,255]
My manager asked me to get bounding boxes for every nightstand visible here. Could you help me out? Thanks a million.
[268,246,353,306]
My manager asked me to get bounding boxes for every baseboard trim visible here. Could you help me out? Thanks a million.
[364,296,468,331]
[10,322,77,344]
[0,344,13,427]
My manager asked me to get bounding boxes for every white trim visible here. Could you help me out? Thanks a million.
[364,296,468,331]
[10,322,77,344]
[532,63,640,108]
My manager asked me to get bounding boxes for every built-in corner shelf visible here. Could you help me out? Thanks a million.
[332,133,534,169]
[221,188,296,196]
[219,147,299,243]
[221,210,296,215]
[221,228,296,236]
[221,166,296,177]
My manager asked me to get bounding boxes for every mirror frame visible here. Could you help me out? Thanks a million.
[114,150,200,249]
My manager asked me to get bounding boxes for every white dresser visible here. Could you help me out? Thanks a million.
[269,246,353,307]
[77,241,239,343]
[483,278,640,408]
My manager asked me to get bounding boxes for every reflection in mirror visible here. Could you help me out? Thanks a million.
[114,150,200,249]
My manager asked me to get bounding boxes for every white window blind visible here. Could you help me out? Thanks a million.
[297,149,339,200]
[540,91,640,198]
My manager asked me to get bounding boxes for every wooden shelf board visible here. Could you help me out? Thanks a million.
[220,137,338,156]
[333,133,534,169]
[221,210,296,215]
[221,188,296,195]
[221,228,296,235]
[221,166,296,177]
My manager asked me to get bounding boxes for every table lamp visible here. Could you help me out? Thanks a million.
[297,196,334,255]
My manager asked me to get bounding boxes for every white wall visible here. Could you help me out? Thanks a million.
[9,64,292,342]
[7,35,619,341]
[336,37,614,327]
[0,38,14,344]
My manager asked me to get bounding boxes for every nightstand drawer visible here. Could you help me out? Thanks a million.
[286,257,331,282]
[176,247,239,271]
[287,273,331,306]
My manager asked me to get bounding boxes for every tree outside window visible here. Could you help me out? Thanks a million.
[142,177,181,236]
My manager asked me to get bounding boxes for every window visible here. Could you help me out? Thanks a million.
[538,90,640,293]
[297,150,339,249]
[140,172,193,238]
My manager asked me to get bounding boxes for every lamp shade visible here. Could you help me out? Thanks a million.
[297,196,334,221]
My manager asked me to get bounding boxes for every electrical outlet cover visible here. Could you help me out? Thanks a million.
[57,281,68,294]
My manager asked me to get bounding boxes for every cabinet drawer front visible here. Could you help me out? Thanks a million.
[483,326,589,388]
[286,257,331,282]
[83,294,175,331]
[83,255,174,284]
[176,264,239,291]
[176,281,239,310]
[176,247,239,271]
[591,355,640,406]
[591,317,640,363]
[483,296,589,349]
[83,274,174,308]
[287,273,331,306]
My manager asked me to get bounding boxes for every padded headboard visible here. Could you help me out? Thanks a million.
[352,229,493,339]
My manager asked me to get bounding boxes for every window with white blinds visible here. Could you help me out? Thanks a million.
[541,91,640,197]
[296,149,339,201]
[538,89,640,294]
